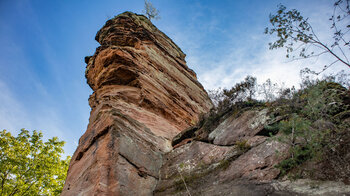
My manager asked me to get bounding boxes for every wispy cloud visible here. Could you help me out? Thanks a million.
[196,37,350,91]
[0,1,85,156]
[0,80,75,156]
[168,0,350,91]
[0,81,28,133]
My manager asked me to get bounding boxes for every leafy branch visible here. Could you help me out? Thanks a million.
[265,1,350,71]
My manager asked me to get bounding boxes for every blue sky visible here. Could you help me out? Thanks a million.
[0,0,348,156]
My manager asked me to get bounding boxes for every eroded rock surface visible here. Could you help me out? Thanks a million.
[61,12,212,196]
[155,108,350,196]
[154,138,290,195]
[208,109,270,145]
[62,12,350,196]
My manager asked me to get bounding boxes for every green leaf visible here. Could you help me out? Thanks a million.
[0,129,70,195]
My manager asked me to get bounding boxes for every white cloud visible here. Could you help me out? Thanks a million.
[196,40,350,91]
[195,47,302,90]
[178,1,350,91]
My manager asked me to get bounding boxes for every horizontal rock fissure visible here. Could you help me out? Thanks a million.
[75,126,111,161]
[214,143,240,147]
[118,152,159,180]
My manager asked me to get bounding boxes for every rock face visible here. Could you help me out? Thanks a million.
[208,109,270,145]
[154,107,350,196]
[62,12,350,196]
[154,109,291,195]
[61,12,212,195]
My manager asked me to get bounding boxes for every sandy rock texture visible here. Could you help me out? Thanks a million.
[61,12,212,196]
[62,12,350,196]
[154,107,350,196]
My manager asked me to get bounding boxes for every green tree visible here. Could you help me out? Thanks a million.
[272,78,349,176]
[265,1,350,71]
[0,129,70,196]
[143,0,160,21]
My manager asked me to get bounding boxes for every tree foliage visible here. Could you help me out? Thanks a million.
[269,77,350,177]
[265,0,350,71]
[209,75,259,114]
[204,66,350,181]
[0,129,70,196]
[143,0,160,21]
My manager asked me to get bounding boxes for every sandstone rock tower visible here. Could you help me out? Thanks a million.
[61,12,212,195]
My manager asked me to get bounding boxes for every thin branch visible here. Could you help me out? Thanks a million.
[308,21,321,43]
[176,167,192,196]
[8,182,19,196]
[293,42,308,51]
[269,3,350,69]
[337,45,350,63]
[332,2,350,54]
[314,40,350,68]
[0,169,11,195]
[336,0,350,14]
[284,50,328,63]
[315,60,340,75]
[20,179,38,196]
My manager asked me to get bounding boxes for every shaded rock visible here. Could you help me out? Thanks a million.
[272,179,350,196]
[154,141,238,195]
[219,139,290,182]
[173,138,194,149]
[154,139,290,195]
[246,135,268,147]
[171,125,199,147]
[157,178,306,196]
[209,109,269,145]
[62,107,164,195]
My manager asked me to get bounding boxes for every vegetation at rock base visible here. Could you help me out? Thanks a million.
[191,75,265,141]
[200,2,350,172]
[171,0,350,186]
[265,0,350,71]
[235,140,251,152]
[189,68,350,183]
[270,78,350,182]
[0,129,70,196]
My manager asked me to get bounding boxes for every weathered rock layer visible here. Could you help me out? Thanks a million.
[62,12,350,196]
[61,12,212,195]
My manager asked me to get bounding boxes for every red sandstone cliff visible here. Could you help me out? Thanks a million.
[62,12,350,196]
[61,12,212,195]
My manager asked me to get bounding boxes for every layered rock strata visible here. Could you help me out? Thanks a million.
[154,109,291,195]
[62,12,350,196]
[61,12,212,195]
[155,109,350,196]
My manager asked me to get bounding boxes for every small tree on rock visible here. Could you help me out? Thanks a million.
[143,0,160,21]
